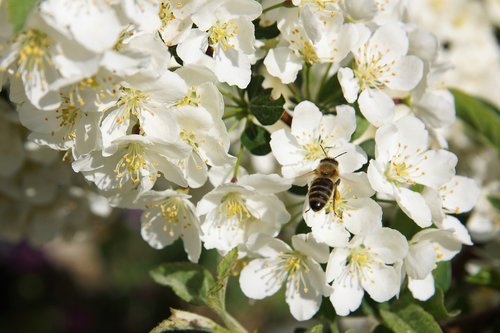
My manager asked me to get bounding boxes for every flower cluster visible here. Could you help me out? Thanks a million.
[0,0,489,325]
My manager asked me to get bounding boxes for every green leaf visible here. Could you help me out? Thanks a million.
[306,324,324,333]
[6,0,38,33]
[433,261,452,292]
[352,116,369,141]
[150,308,230,333]
[466,266,500,290]
[207,248,247,333]
[451,89,500,152]
[487,195,500,211]
[316,74,345,105]
[248,88,285,125]
[344,330,356,333]
[254,20,280,39]
[391,208,421,239]
[150,262,214,306]
[247,75,265,101]
[241,123,272,155]
[359,139,375,160]
[419,287,460,320]
[380,304,441,333]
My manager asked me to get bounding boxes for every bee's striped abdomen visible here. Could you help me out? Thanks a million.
[308,177,334,212]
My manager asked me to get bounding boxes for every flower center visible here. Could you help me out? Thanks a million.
[114,87,150,124]
[219,193,253,224]
[114,143,156,187]
[281,252,311,293]
[303,141,326,160]
[176,87,200,107]
[209,20,238,51]
[354,46,395,90]
[159,2,176,28]
[301,41,320,65]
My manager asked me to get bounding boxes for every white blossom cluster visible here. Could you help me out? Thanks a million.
[0,0,485,322]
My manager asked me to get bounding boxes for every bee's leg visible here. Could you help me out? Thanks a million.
[332,179,340,215]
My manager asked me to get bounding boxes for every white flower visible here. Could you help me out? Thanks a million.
[177,0,262,88]
[467,181,500,243]
[73,134,190,193]
[40,0,122,54]
[303,172,382,247]
[264,5,355,83]
[326,227,408,316]
[270,101,367,182]
[196,173,290,252]
[367,116,457,227]
[239,233,330,321]
[115,189,202,262]
[338,24,423,126]
[405,227,464,301]
[99,70,187,148]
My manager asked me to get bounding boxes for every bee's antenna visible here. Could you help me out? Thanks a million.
[320,144,328,157]
[334,152,347,159]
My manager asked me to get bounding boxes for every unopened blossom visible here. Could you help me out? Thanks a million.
[270,101,366,182]
[338,23,423,126]
[177,0,262,88]
[367,116,457,227]
[240,234,330,321]
[303,172,382,247]
[326,227,408,316]
[196,173,290,252]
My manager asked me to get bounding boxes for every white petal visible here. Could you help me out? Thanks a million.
[405,241,436,279]
[326,248,350,282]
[417,150,457,188]
[286,271,323,321]
[440,176,481,214]
[270,129,305,165]
[384,56,423,91]
[291,101,322,142]
[330,277,364,316]
[214,46,251,88]
[291,233,330,264]
[343,198,383,235]
[370,24,408,58]
[367,160,394,195]
[362,264,401,303]
[408,274,435,301]
[239,259,283,299]
[441,215,473,246]
[264,47,303,84]
[338,67,359,103]
[358,88,395,127]
[363,227,408,264]
[395,188,432,227]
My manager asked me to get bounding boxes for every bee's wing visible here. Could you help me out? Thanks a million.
[292,170,317,187]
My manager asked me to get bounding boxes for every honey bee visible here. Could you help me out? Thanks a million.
[304,150,346,212]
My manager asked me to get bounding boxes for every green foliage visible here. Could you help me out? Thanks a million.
[150,262,215,305]
[254,20,280,39]
[352,116,370,141]
[487,195,500,210]
[241,122,272,155]
[380,304,441,333]
[306,324,324,333]
[6,0,38,33]
[390,208,421,239]
[359,139,375,160]
[433,261,452,293]
[419,288,460,320]
[248,87,285,126]
[451,89,500,153]
[316,74,345,105]
[150,308,230,333]
[466,266,500,290]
